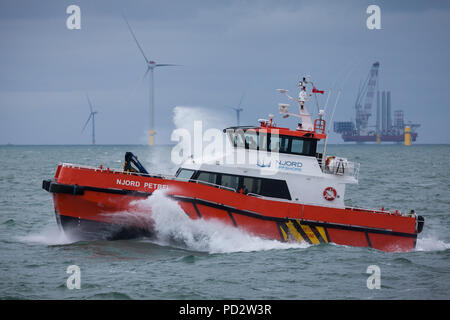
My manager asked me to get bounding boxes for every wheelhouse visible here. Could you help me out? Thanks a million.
[223,126,324,158]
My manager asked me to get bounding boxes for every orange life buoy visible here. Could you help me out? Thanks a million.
[323,187,337,201]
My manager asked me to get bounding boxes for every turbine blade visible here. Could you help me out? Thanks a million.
[130,67,150,97]
[143,66,151,79]
[123,66,151,106]
[155,64,180,67]
[81,114,93,133]
[237,92,246,108]
[86,93,93,113]
[122,13,149,63]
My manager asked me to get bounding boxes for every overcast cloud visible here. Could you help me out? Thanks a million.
[0,0,449,144]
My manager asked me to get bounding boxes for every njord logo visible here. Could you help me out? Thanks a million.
[277,160,303,171]
[256,159,303,171]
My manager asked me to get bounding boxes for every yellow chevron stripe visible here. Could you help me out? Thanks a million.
[316,226,328,243]
[300,224,320,245]
[286,221,304,242]
[279,225,288,241]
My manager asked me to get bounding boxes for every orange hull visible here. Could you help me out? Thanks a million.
[42,164,423,252]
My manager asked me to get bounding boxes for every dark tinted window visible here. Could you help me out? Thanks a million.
[269,135,289,153]
[244,130,258,150]
[242,177,261,194]
[193,171,291,200]
[291,138,304,154]
[302,139,317,156]
[176,169,195,180]
[260,178,291,200]
[258,131,268,151]
[290,137,317,156]
[243,175,290,200]
[228,129,316,157]
[196,172,218,185]
[220,174,239,191]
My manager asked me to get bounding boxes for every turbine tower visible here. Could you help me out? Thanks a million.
[82,94,98,145]
[228,93,245,126]
[123,15,179,146]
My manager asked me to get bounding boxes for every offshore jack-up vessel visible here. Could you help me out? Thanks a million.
[334,62,420,143]
[42,76,424,252]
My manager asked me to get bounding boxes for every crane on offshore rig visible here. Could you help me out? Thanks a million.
[334,62,420,144]
[354,61,379,135]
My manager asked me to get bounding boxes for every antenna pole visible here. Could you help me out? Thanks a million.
[324,89,332,113]
[322,89,342,169]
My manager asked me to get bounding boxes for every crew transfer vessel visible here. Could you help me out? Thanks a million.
[42,77,424,252]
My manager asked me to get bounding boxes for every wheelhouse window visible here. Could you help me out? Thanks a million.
[192,170,291,200]
[176,169,195,180]
[227,128,317,157]
[290,138,304,154]
[302,139,317,156]
[244,130,258,150]
[269,135,289,153]
[242,176,262,195]
[260,178,291,200]
[220,174,239,191]
[290,137,317,156]
[196,172,218,185]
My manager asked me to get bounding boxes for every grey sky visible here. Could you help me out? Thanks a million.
[0,0,449,144]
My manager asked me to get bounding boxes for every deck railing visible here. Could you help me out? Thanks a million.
[321,159,360,180]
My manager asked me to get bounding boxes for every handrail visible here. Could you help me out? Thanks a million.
[174,176,237,192]
[344,206,414,217]
[246,193,293,203]
[320,160,360,179]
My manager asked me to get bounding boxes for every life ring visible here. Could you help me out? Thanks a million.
[323,187,337,201]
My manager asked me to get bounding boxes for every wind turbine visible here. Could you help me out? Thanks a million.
[227,93,245,126]
[82,94,98,145]
[123,14,179,146]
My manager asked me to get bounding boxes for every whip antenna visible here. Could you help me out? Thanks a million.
[322,89,342,169]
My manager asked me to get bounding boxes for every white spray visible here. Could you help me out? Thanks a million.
[129,190,310,254]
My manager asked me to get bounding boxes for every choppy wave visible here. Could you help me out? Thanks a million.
[17,224,75,246]
[415,237,450,252]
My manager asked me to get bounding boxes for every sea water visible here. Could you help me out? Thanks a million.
[0,144,449,299]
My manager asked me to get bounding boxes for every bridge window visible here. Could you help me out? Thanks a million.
[196,171,218,185]
[193,170,291,200]
[227,128,317,157]
[176,169,195,180]
[290,137,317,156]
[260,178,291,200]
[244,130,258,150]
[269,135,289,153]
[220,174,239,191]
[291,138,304,154]
[242,176,261,195]
[302,139,317,156]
